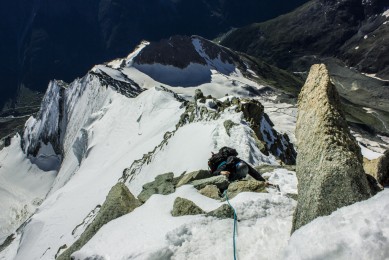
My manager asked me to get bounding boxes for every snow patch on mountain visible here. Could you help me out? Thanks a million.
[383,9,389,18]
[0,135,56,244]
[192,37,235,75]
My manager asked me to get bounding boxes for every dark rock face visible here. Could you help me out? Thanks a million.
[0,0,308,110]
[292,64,373,233]
[134,36,206,69]
[221,0,388,79]
[57,183,141,260]
[221,0,389,134]
[133,35,303,90]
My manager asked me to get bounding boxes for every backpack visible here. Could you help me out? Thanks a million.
[208,147,238,173]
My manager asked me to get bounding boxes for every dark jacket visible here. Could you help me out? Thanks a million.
[213,156,265,182]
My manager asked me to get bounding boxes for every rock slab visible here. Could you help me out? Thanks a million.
[138,172,176,203]
[191,175,229,191]
[292,64,372,233]
[226,180,267,199]
[199,185,221,200]
[176,170,212,188]
[171,197,205,217]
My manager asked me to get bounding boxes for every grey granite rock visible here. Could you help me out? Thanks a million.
[292,64,372,233]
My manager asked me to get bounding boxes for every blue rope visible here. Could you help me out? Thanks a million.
[225,190,238,260]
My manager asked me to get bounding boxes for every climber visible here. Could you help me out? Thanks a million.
[208,146,267,182]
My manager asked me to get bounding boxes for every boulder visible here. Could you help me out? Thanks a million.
[292,64,372,233]
[226,180,267,199]
[171,197,205,217]
[191,175,229,190]
[363,150,389,187]
[194,89,205,100]
[206,204,234,219]
[199,185,221,200]
[138,172,176,203]
[176,170,212,187]
[236,99,297,165]
[57,183,141,260]
[223,120,238,136]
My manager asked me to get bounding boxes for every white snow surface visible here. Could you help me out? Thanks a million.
[360,143,383,160]
[284,189,389,260]
[383,9,389,18]
[0,136,56,244]
[73,187,297,260]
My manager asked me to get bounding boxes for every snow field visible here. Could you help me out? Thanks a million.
[284,189,389,260]
[73,186,297,260]
[0,136,57,244]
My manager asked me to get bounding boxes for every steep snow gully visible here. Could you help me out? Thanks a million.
[1,36,388,260]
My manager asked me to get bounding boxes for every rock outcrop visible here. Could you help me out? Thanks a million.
[191,176,229,191]
[137,172,178,203]
[176,170,212,188]
[226,180,267,199]
[199,185,221,200]
[177,95,297,165]
[206,204,234,219]
[171,197,205,217]
[364,150,389,187]
[292,64,372,233]
[58,183,141,259]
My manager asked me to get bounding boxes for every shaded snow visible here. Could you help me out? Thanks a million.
[0,136,56,244]
[360,143,383,160]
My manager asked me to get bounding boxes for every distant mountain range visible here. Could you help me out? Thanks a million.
[0,0,308,111]
[221,0,389,79]
[220,0,389,135]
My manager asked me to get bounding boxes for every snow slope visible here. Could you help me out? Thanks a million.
[0,136,56,244]
[73,186,297,260]
[284,189,389,260]
[6,87,184,260]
